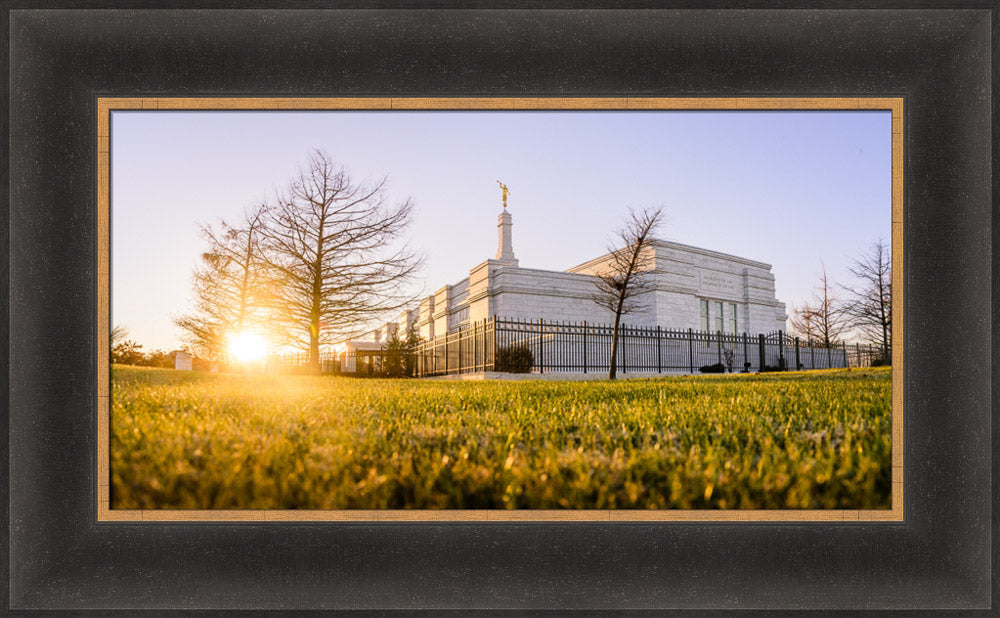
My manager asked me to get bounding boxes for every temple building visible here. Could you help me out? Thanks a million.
[334,203,788,372]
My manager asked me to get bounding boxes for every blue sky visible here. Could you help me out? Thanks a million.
[112,110,891,352]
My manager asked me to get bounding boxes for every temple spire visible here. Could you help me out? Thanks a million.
[495,181,517,264]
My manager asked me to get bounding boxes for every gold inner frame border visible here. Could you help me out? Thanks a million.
[96,96,903,522]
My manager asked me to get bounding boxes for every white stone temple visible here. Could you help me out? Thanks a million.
[334,204,787,370]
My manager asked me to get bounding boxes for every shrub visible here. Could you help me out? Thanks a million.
[495,345,534,373]
[111,340,145,366]
[699,362,726,374]
[382,334,412,378]
[191,357,215,372]
[870,355,890,367]
[379,326,422,378]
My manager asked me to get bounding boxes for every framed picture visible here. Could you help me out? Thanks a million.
[99,96,901,523]
[6,4,994,613]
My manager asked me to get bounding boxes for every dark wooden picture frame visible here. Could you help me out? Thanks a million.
[5,4,995,613]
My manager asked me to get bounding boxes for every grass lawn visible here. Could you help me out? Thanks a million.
[111,366,891,510]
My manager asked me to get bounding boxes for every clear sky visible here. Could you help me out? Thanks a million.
[112,110,891,352]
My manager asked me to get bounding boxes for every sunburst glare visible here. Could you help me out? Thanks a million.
[228,331,268,363]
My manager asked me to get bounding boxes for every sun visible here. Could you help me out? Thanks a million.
[228,331,268,363]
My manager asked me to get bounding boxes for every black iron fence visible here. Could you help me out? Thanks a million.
[412,317,886,377]
[265,352,341,375]
[263,318,887,378]
[414,318,495,377]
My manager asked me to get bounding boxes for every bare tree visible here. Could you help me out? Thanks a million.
[790,263,849,348]
[842,238,892,360]
[111,324,129,348]
[592,206,664,380]
[788,301,822,344]
[260,150,423,372]
[174,202,270,361]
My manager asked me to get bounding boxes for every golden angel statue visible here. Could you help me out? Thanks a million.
[496,180,510,209]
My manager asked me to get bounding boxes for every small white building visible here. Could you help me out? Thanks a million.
[174,350,193,371]
[333,339,388,373]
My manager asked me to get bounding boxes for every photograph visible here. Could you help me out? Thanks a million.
[107,101,895,513]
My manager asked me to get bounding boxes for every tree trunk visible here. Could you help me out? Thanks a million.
[309,224,324,374]
[308,320,321,374]
[879,271,889,362]
[308,273,322,374]
[881,320,889,362]
[236,227,254,332]
[609,311,622,380]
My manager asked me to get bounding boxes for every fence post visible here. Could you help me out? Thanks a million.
[688,328,694,373]
[795,337,800,371]
[778,330,786,371]
[445,333,450,375]
[742,332,749,372]
[582,321,588,374]
[538,318,544,375]
[657,325,662,373]
[716,330,722,364]
[842,341,848,369]
[473,321,479,372]
[483,313,500,371]
[758,333,765,371]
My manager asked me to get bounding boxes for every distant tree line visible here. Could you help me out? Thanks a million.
[110,325,208,369]
[173,150,424,373]
[789,239,892,362]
